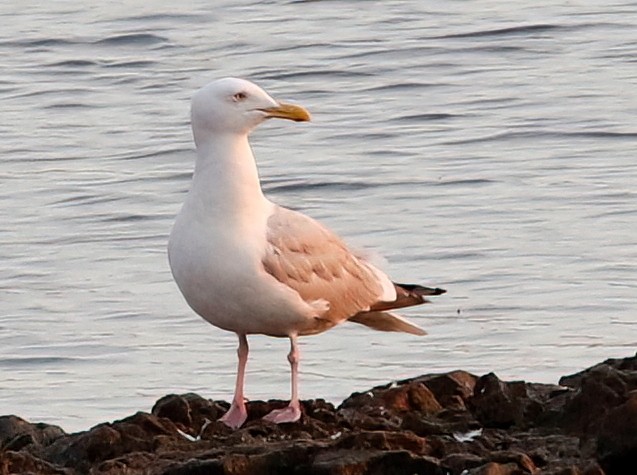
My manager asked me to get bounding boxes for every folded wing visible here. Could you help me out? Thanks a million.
[261,206,444,335]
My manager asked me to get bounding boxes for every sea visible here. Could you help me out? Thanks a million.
[1,0,635,432]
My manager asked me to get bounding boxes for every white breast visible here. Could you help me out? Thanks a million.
[168,198,318,337]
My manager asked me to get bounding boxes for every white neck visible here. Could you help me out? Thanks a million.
[187,133,269,222]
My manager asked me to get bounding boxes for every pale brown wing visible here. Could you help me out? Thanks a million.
[262,206,390,323]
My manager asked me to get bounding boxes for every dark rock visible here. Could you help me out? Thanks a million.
[1,354,636,474]
[0,415,66,450]
[557,353,637,439]
[441,452,485,473]
[152,394,193,426]
[559,366,626,436]
[45,423,123,469]
[162,458,225,475]
[596,390,637,474]
[400,412,449,436]
[469,374,561,429]
[0,450,71,474]
[583,463,607,475]
[408,382,444,414]
[341,381,443,416]
[152,393,227,436]
[41,412,182,473]
[93,452,163,475]
[415,370,478,409]
[559,354,637,388]
[550,467,582,475]
[311,449,444,475]
[469,373,523,428]
[489,450,537,473]
[469,461,521,475]
[335,429,432,455]
[303,398,341,424]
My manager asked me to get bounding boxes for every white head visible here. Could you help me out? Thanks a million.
[191,77,310,144]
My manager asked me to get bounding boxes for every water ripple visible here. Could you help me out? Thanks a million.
[260,70,375,81]
[436,23,561,39]
[93,33,168,46]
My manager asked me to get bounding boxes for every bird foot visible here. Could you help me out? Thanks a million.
[219,402,248,429]
[263,404,301,424]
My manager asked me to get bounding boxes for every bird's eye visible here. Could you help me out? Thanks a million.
[232,92,247,102]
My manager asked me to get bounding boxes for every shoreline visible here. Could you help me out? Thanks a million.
[1,353,634,474]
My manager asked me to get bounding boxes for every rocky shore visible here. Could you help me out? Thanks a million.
[1,354,635,475]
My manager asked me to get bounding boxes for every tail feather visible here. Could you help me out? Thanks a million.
[368,282,446,312]
[348,311,427,336]
[347,282,444,336]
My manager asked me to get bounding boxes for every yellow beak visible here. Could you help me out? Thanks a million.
[261,102,311,122]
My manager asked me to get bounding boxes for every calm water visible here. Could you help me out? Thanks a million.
[1,1,636,432]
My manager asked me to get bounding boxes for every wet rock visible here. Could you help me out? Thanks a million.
[596,390,637,474]
[39,412,182,473]
[311,449,444,475]
[407,382,444,414]
[468,461,520,475]
[152,393,227,436]
[1,354,635,474]
[334,429,432,455]
[0,415,66,451]
[341,380,444,416]
[582,463,607,475]
[441,452,485,473]
[92,452,164,475]
[0,450,71,475]
[558,353,637,436]
[303,398,341,424]
[559,366,626,436]
[152,394,193,426]
[469,374,558,429]
[414,370,478,410]
[400,412,449,436]
[162,458,224,475]
[489,450,537,473]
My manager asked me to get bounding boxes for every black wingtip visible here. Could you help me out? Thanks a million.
[395,283,447,296]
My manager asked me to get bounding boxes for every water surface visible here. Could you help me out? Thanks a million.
[1,1,635,432]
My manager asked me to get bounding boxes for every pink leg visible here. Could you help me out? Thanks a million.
[219,334,249,429]
[263,335,301,424]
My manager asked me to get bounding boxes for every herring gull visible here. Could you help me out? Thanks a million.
[168,77,445,429]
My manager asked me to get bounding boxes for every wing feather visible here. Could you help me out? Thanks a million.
[262,206,390,324]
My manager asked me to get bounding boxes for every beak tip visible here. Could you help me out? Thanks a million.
[264,102,311,122]
[297,112,311,122]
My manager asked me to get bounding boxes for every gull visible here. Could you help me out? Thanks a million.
[168,77,445,429]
